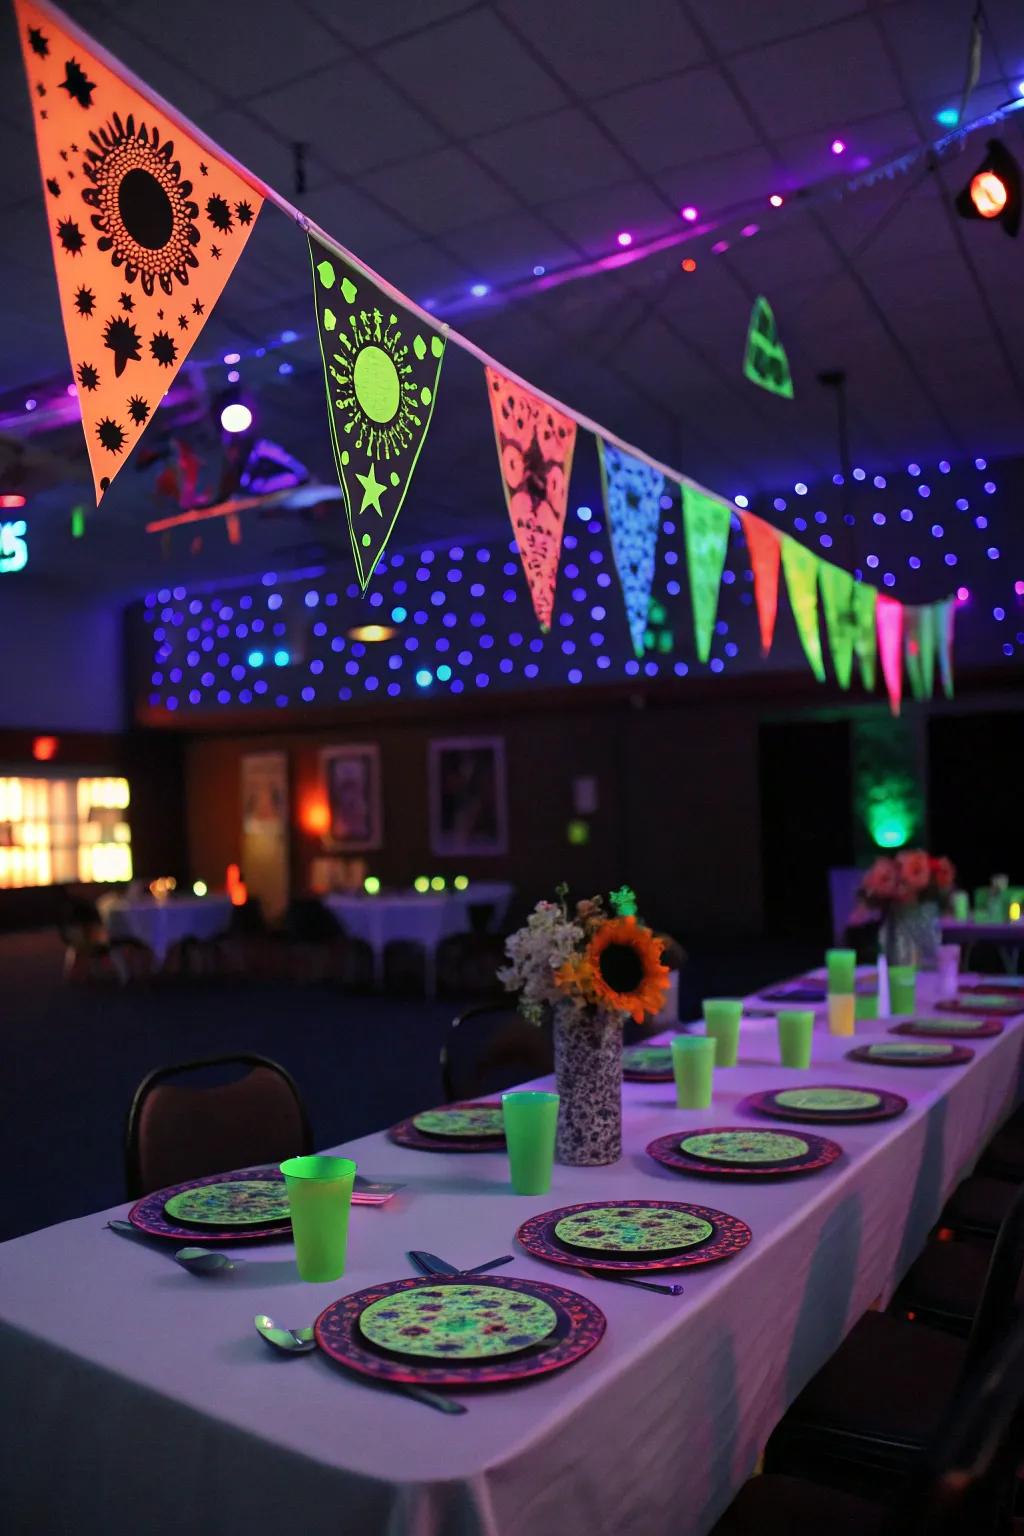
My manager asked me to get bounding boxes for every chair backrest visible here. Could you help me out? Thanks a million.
[124,1053,313,1198]
[440,1004,553,1102]
[885,1313,1024,1535]
[964,1180,1024,1368]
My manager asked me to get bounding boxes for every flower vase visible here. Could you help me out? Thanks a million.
[552,1003,622,1166]
[883,902,941,968]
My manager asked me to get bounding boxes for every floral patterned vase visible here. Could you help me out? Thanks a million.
[552,1003,622,1166]
[883,901,941,968]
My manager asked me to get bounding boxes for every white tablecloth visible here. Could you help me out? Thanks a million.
[1,973,1022,1536]
[103,895,233,963]
[324,883,513,993]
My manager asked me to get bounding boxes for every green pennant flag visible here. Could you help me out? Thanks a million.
[781,535,826,682]
[308,235,446,590]
[936,598,955,699]
[904,606,927,701]
[743,296,794,399]
[819,561,856,689]
[919,604,937,698]
[852,581,878,690]
[681,484,732,663]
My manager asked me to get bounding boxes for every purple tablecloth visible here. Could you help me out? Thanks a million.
[2,974,1022,1536]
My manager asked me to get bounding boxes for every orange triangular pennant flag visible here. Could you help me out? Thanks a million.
[485,366,577,631]
[15,0,263,503]
[738,510,781,654]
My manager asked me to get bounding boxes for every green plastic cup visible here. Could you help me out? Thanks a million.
[777,1009,814,1068]
[889,965,917,1016]
[825,949,856,994]
[703,999,742,1066]
[502,1090,559,1194]
[280,1154,356,1283]
[855,991,879,1022]
[671,1034,716,1108]
[951,891,970,921]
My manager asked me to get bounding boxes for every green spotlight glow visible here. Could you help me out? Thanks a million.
[453,875,469,890]
[430,876,446,891]
[363,875,381,895]
[567,819,590,846]
[192,880,207,897]
[414,876,430,893]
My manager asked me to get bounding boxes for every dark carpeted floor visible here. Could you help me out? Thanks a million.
[0,928,818,1244]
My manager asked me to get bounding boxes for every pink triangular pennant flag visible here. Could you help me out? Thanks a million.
[485,366,577,631]
[876,594,905,716]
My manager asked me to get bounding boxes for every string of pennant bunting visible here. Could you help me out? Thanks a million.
[14,0,955,715]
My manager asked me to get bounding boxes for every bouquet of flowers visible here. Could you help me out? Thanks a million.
[857,849,956,915]
[499,885,669,1025]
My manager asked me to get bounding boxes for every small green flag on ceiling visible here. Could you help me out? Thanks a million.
[743,296,794,399]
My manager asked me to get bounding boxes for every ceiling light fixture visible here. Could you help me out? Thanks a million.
[680,257,696,272]
[680,205,698,222]
[220,401,253,434]
[955,139,1021,235]
[470,282,490,297]
[769,193,784,207]
[616,231,633,247]
[348,624,396,643]
[831,139,846,155]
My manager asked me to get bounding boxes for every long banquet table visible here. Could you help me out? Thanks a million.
[2,973,1023,1536]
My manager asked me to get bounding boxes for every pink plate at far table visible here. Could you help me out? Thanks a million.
[516,1198,752,1274]
[315,1273,605,1388]
[890,1017,1003,1041]
[739,1085,908,1125]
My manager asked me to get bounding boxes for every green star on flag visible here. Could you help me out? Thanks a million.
[308,234,447,590]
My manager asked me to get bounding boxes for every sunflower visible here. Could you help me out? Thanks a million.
[563,916,668,1023]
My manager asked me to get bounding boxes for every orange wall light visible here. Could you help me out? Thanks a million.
[32,736,59,762]
[301,798,331,837]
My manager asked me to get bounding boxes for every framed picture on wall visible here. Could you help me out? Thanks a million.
[429,737,507,857]
[320,744,382,852]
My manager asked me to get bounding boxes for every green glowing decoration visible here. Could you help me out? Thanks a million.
[902,605,927,703]
[681,484,732,663]
[609,885,638,917]
[935,597,955,699]
[780,535,825,682]
[70,505,86,539]
[919,603,937,698]
[644,598,675,655]
[308,234,446,590]
[567,819,590,846]
[743,295,794,399]
[818,560,856,689]
[851,716,925,859]
[852,581,878,690]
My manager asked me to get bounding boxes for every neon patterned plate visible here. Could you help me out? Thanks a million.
[959,980,1024,995]
[316,1274,604,1388]
[517,1198,752,1273]
[847,1040,975,1067]
[554,1205,714,1256]
[622,1045,674,1081]
[741,1085,908,1124]
[389,1101,506,1153]
[412,1106,505,1139]
[129,1165,291,1243]
[358,1283,558,1361]
[164,1179,290,1226]
[892,1017,1003,1040]
[647,1126,842,1179]
[760,986,826,1004]
[680,1129,809,1164]
[935,996,1023,1017]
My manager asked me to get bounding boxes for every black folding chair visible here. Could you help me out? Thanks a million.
[440,1003,553,1102]
[763,1182,1024,1499]
[713,1312,1024,1534]
[124,1053,313,1198]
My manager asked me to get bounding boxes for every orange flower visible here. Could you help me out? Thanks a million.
[584,915,669,1023]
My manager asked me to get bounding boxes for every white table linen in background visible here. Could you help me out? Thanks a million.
[102,894,233,963]
[324,882,513,993]
[1,972,1022,1536]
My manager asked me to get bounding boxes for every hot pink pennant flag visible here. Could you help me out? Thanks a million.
[485,366,577,631]
[876,594,904,716]
[738,511,781,654]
